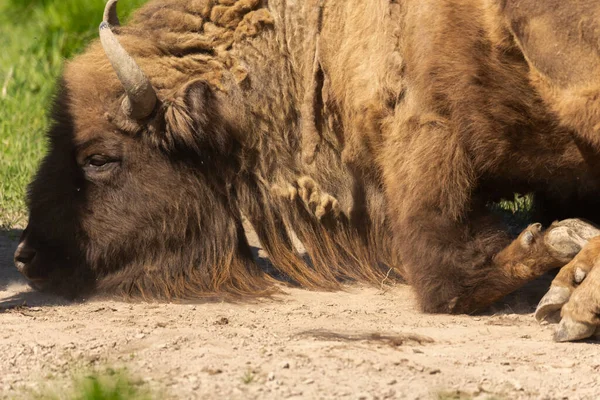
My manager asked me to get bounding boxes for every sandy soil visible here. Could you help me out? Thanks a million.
[1,228,599,400]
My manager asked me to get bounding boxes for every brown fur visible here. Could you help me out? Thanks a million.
[16,0,600,312]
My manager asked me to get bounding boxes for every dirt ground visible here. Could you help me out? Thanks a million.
[1,227,599,400]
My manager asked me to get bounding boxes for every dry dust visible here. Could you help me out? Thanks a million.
[1,228,599,400]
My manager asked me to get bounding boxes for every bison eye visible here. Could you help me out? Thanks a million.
[88,156,109,167]
[82,154,120,180]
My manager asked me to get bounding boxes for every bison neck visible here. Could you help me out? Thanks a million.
[204,0,401,287]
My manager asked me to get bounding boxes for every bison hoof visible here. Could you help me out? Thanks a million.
[553,317,597,342]
[549,218,600,241]
[535,286,570,324]
[543,219,600,263]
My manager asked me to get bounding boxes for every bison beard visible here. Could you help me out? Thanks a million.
[16,0,600,315]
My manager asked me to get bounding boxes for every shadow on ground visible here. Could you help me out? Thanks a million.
[0,229,68,309]
[0,229,22,291]
[485,273,555,315]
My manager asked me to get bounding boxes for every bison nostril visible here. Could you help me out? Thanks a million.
[14,244,37,266]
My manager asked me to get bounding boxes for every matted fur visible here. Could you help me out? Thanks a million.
[19,0,600,312]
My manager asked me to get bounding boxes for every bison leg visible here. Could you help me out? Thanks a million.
[554,261,600,342]
[459,222,574,312]
[533,235,600,342]
[535,220,600,324]
[380,114,593,314]
[401,215,597,314]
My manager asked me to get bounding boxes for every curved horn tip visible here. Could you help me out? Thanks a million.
[99,18,157,120]
[103,0,120,26]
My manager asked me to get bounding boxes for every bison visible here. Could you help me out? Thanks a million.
[13,0,600,341]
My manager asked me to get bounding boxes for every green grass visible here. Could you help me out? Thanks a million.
[490,193,534,235]
[0,0,148,229]
[22,367,155,400]
[240,368,256,384]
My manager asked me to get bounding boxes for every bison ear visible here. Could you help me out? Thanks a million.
[163,80,230,155]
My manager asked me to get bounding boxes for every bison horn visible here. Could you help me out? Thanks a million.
[99,4,156,119]
[103,0,120,26]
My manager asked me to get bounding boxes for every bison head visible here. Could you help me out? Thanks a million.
[14,0,263,299]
